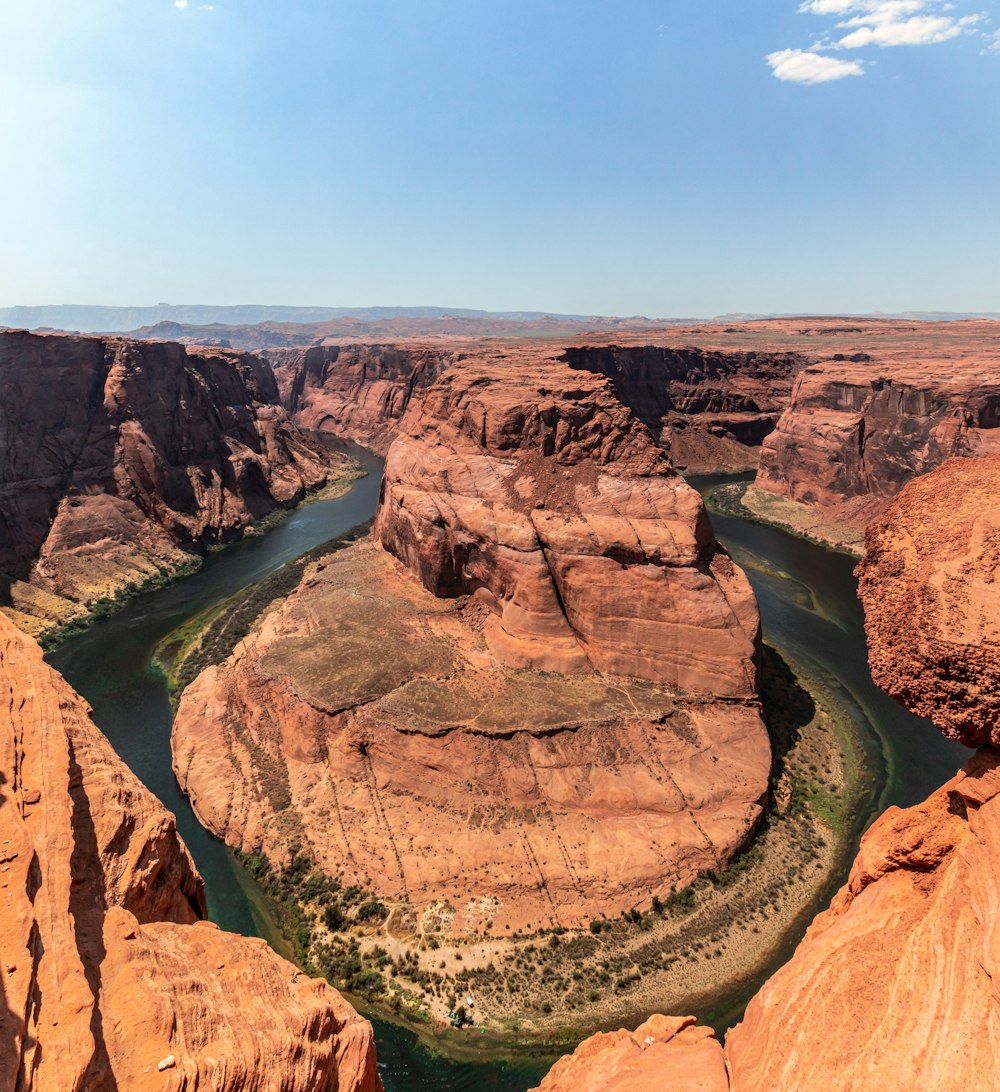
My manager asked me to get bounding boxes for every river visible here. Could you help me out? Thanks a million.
[46,456,967,1091]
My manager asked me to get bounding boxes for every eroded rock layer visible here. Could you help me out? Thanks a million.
[752,323,1000,547]
[270,343,454,453]
[173,354,769,934]
[0,330,349,636]
[375,354,760,698]
[0,615,380,1091]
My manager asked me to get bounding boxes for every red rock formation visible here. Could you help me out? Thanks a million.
[270,342,453,453]
[0,614,380,1091]
[533,1015,729,1092]
[375,353,760,697]
[752,323,1000,545]
[564,344,804,471]
[535,451,1000,1091]
[857,454,1000,748]
[0,329,350,636]
[173,353,769,938]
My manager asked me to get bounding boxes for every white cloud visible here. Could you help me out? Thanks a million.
[766,48,866,81]
[984,27,1000,51]
[770,2,989,80]
[175,1,188,8]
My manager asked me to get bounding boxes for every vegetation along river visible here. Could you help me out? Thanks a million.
[47,455,967,1091]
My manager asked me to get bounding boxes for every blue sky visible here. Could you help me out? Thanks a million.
[1,0,997,315]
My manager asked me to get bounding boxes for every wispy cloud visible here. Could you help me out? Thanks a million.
[769,2,993,82]
[983,26,1000,50]
[767,48,866,81]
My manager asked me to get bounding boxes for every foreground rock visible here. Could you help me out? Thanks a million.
[0,615,381,1090]
[174,357,768,966]
[750,320,1000,549]
[858,454,1000,748]
[536,452,1000,1090]
[0,329,353,638]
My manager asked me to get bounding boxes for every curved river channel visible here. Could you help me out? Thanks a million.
[47,453,967,1091]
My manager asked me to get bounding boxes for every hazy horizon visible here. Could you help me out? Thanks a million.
[2,2,998,315]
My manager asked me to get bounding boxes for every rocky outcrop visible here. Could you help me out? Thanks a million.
[0,614,381,1091]
[173,353,769,939]
[535,451,1000,1091]
[375,354,760,697]
[269,343,454,453]
[0,330,352,637]
[564,344,804,472]
[752,340,1000,547]
[857,454,1000,748]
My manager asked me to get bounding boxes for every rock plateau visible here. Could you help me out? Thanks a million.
[173,351,770,939]
[0,614,381,1091]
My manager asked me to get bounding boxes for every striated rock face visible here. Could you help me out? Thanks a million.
[564,344,804,472]
[173,354,769,935]
[754,343,1000,546]
[0,614,380,1091]
[375,355,760,697]
[270,343,454,453]
[857,454,1000,748]
[0,329,348,636]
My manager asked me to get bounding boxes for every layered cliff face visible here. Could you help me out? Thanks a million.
[751,333,1000,549]
[564,344,804,472]
[375,355,760,697]
[0,330,351,637]
[173,353,768,949]
[535,452,1000,1092]
[0,615,380,1091]
[270,343,454,453]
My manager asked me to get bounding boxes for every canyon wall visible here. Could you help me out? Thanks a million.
[564,344,804,471]
[535,452,1000,1092]
[0,614,381,1091]
[0,330,350,637]
[173,351,769,943]
[750,328,1000,549]
[269,342,454,453]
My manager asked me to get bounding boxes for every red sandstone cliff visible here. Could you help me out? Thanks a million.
[0,330,351,637]
[173,351,769,940]
[751,324,1000,548]
[535,452,1000,1091]
[269,343,454,453]
[0,614,380,1090]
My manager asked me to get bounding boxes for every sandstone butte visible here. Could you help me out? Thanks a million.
[172,350,771,936]
[0,613,381,1091]
[534,452,1000,1092]
[0,329,351,639]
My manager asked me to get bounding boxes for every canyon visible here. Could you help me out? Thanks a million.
[0,612,381,1091]
[534,452,1000,1091]
[0,330,354,641]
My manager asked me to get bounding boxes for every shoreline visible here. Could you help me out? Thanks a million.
[24,468,362,654]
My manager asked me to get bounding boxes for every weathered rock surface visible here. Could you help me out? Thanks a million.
[532,1014,729,1092]
[375,354,760,697]
[858,454,1000,748]
[753,321,1000,545]
[173,355,769,935]
[0,329,351,637]
[536,449,1000,1091]
[270,343,454,453]
[0,614,380,1090]
[564,344,804,471]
